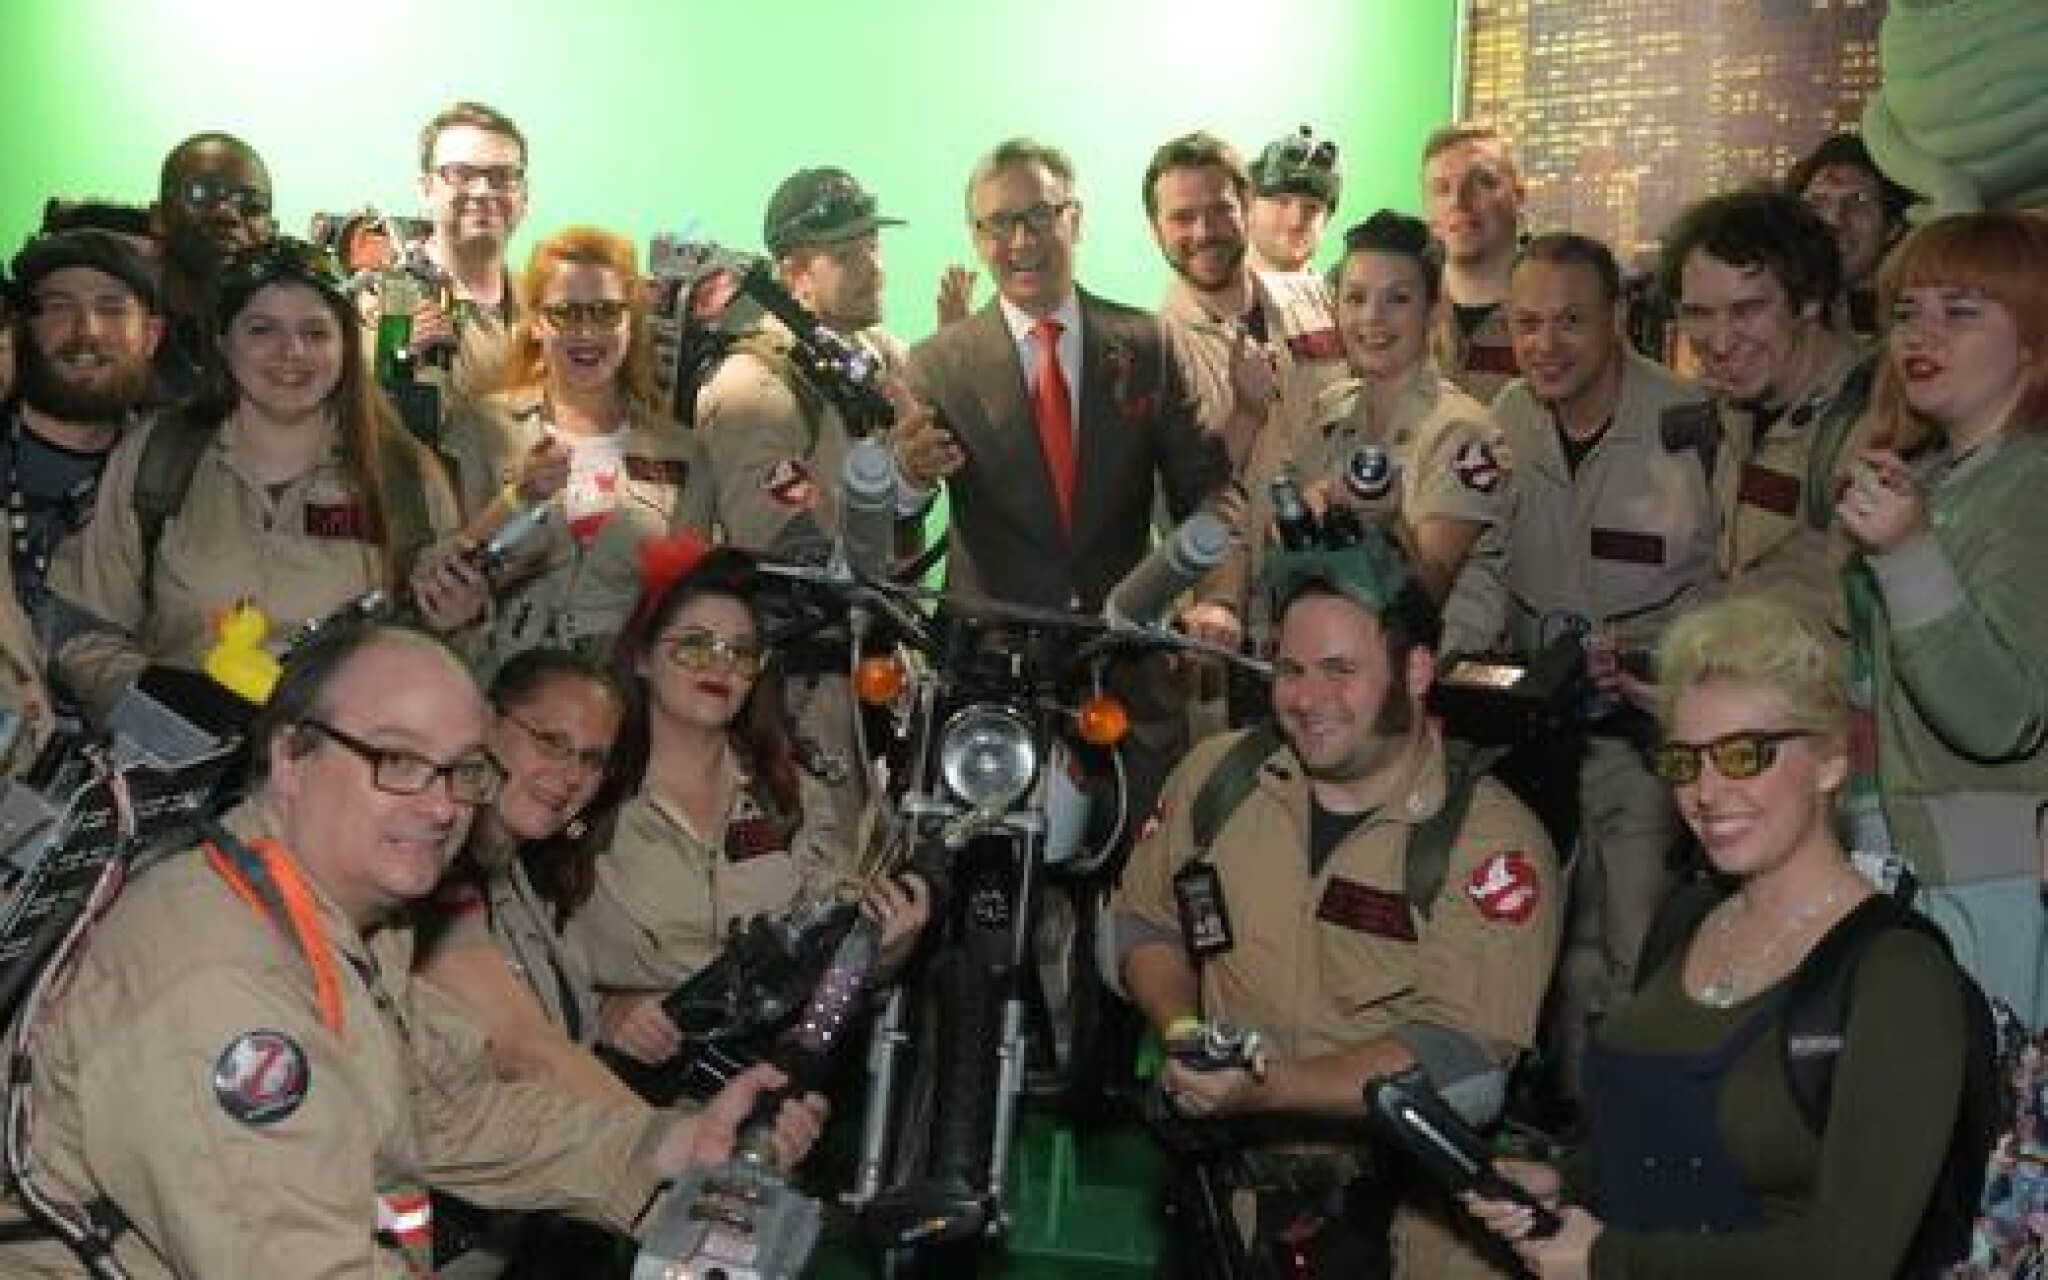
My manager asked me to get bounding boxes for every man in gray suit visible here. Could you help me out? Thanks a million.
[906,137,1238,633]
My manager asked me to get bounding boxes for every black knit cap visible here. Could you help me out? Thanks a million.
[9,229,161,312]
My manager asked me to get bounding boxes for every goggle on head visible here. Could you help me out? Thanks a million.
[1259,524,1414,620]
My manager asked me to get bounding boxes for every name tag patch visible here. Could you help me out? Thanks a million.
[1316,877,1416,940]
[1589,527,1666,565]
[1464,341,1518,375]
[1737,463,1800,516]
[304,502,369,540]
[625,455,691,486]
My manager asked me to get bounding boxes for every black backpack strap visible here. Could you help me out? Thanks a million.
[1405,738,1507,920]
[1778,894,1944,1132]
[132,413,216,595]
[1633,875,1731,993]
[1187,724,1284,864]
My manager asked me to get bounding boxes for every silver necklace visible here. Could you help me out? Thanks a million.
[1696,883,1843,1008]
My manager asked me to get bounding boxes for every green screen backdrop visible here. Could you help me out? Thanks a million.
[0,0,1454,342]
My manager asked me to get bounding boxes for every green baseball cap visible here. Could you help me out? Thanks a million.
[763,167,904,257]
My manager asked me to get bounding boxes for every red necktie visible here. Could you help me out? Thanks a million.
[1031,317,1077,533]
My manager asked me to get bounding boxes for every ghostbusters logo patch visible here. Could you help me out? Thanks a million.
[1452,439,1503,495]
[762,459,819,510]
[1466,852,1540,924]
[213,1029,310,1125]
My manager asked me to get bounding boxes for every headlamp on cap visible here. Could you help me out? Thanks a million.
[1252,125,1342,213]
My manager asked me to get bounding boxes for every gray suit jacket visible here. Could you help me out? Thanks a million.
[906,289,1228,611]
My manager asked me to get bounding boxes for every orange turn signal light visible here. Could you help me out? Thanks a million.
[855,655,907,706]
[1075,693,1130,746]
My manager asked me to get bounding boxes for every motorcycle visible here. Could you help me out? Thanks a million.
[760,490,1253,1274]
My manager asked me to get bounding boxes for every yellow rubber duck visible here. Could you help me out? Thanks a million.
[203,599,284,705]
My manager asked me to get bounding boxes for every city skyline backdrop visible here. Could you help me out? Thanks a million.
[1463,0,1886,270]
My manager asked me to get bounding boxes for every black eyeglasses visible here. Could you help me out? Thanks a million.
[178,175,273,218]
[500,709,612,775]
[972,200,1073,242]
[218,236,345,298]
[1651,729,1814,786]
[303,719,505,805]
[434,162,526,194]
[537,299,630,333]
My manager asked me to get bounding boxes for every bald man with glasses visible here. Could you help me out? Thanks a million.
[0,624,823,1278]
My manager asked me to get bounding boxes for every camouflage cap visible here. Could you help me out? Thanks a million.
[1250,125,1342,212]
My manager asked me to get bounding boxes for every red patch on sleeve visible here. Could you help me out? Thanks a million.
[762,459,819,510]
[1452,439,1503,494]
[1466,851,1540,924]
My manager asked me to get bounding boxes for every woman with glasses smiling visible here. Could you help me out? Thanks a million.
[48,237,469,722]
[1468,595,1966,1278]
[416,648,638,1104]
[413,647,640,1277]
[1249,210,1508,605]
[437,225,712,676]
[567,539,927,1075]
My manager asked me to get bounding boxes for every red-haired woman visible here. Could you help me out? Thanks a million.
[439,225,712,674]
[1834,209,2048,1028]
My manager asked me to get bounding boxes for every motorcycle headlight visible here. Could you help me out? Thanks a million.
[938,705,1038,810]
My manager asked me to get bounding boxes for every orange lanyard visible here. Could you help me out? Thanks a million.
[203,827,347,1036]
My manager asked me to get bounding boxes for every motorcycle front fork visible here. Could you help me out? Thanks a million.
[845,857,1036,1243]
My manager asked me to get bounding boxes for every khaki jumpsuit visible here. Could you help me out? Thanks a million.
[48,416,460,721]
[439,390,714,673]
[0,802,670,1279]
[1115,728,1562,1278]
[1444,352,1715,1093]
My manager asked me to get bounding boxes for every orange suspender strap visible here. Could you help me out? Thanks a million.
[201,823,346,1037]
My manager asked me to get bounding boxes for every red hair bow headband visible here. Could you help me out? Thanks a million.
[630,530,715,629]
